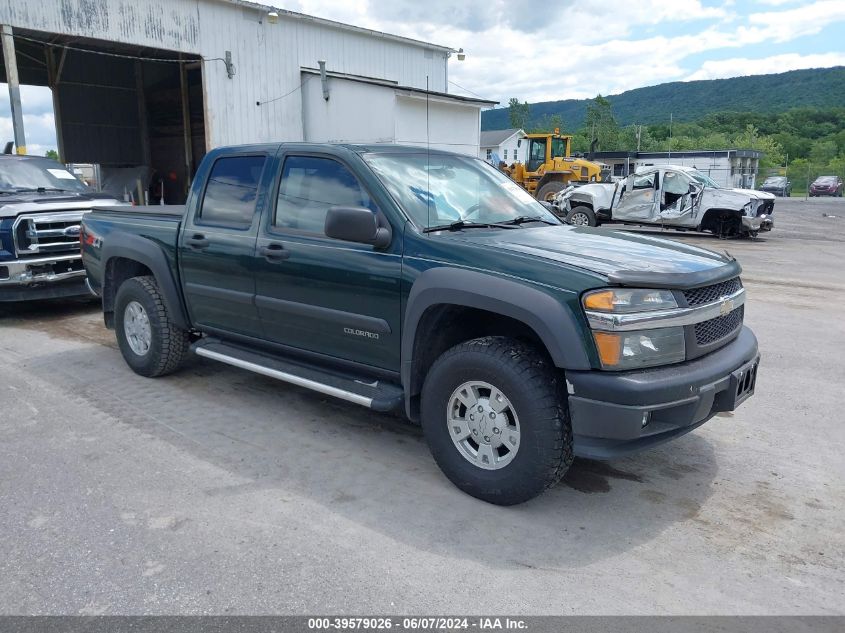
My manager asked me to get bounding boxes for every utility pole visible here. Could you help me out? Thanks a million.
[1,25,26,154]
[805,161,810,201]
[668,113,673,160]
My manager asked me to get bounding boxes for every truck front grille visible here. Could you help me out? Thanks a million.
[683,277,743,307]
[694,305,744,346]
[13,212,86,257]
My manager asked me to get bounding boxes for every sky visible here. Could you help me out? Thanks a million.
[2,0,844,155]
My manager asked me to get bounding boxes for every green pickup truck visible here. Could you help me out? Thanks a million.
[81,143,760,505]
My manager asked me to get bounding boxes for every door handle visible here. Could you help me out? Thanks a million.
[260,243,291,261]
[186,234,210,249]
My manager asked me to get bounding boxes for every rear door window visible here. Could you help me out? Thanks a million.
[198,155,266,227]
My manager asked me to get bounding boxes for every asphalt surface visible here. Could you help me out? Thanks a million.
[1,196,843,615]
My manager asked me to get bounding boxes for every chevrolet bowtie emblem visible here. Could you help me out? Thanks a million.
[719,297,734,315]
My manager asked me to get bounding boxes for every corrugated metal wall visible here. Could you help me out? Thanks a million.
[0,0,450,148]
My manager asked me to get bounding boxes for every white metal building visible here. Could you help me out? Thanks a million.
[479,128,524,164]
[592,150,763,188]
[0,0,494,202]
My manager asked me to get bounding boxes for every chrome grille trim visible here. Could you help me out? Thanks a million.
[585,287,746,332]
[12,211,87,257]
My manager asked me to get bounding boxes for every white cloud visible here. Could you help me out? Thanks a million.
[0,84,57,155]
[685,52,845,80]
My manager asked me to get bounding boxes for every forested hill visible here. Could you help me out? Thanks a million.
[481,67,845,130]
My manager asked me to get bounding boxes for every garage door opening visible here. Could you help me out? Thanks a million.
[0,28,205,204]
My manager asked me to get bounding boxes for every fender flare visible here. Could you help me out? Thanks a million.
[401,267,592,397]
[101,231,189,330]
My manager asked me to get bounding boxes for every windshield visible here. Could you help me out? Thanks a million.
[363,152,559,230]
[0,157,89,193]
[815,176,837,184]
[764,177,785,185]
[689,170,720,188]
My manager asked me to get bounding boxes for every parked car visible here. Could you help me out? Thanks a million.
[809,175,843,197]
[81,144,760,505]
[759,176,791,197]
[555,164,774,238]
[0,155,125,301]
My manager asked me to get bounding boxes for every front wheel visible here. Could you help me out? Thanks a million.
[114,275,191,377]
[566,205,598,227]
[420,337,573,505]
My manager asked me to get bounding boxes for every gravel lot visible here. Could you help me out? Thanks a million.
[1,196,843,615]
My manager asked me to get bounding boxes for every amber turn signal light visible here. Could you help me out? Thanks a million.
[583,290,615,311]
[592,332,621,367]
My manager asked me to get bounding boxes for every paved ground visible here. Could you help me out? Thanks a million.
[1,197,843,615]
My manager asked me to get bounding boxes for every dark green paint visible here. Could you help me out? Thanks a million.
[82,143,735,375]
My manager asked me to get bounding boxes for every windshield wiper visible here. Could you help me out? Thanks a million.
[11,187,70,194]
[422,219,517,233]
[498,215,558,226]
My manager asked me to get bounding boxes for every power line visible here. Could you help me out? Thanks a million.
[5,31,226,67]
[448,79,486,99]
[256,75,312,106]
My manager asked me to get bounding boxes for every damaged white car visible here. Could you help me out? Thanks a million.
[553,164,774,238]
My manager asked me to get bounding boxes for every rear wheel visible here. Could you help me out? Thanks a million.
[566,205,597,227]
[114,275,190,377]
[536,181,566,203]
[420,337,572,505]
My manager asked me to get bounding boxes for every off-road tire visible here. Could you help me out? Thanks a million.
[114,275,190,377]
[536,181,566,203]
[420,336,573,505]
[566,205,597,227]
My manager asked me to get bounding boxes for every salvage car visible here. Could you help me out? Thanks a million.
[555,164,774,238]
[0,155,125,301]
[809,175,843,197]
[81,144,760,505]
[759,175,791,197]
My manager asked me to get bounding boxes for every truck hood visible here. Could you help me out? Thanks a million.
[0,192,124,219]
[732,187,775,200]
[450,225,738,287]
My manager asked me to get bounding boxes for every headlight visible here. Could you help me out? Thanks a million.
[583,288,678,313]
[592,327,686,370]
[583,288,685,370]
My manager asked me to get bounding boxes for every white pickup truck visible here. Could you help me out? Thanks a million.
[554,164,774,238]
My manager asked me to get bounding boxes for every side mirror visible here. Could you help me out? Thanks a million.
[539,201,554,211]
[324,206,391,248]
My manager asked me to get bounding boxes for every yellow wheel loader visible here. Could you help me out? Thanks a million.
[503,132,606,201]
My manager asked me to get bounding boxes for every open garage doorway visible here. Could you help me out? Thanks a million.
[0,28,205,204]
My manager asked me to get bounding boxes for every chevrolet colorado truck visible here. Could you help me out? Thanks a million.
[81,144,760,505]
[0,154,124,301]
[555,164,774,238]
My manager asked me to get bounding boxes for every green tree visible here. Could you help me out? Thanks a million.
[45,149,59,160]
[529,113,563,134]
[583,95,619,151]
[507,98,530,130]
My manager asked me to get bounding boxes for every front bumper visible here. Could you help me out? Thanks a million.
[742,215,773,232]
[0,253,91,302]
[566,327,759,459]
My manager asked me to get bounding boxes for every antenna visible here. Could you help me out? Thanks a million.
[426,75,431,230]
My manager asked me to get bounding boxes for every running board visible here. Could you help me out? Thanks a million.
[192,339,403,412]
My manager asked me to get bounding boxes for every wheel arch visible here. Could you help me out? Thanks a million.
[402,267,592,419]
[101,233,188,330]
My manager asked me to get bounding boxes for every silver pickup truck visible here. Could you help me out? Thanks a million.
[554,164,775,238]
[0,155,125,301]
